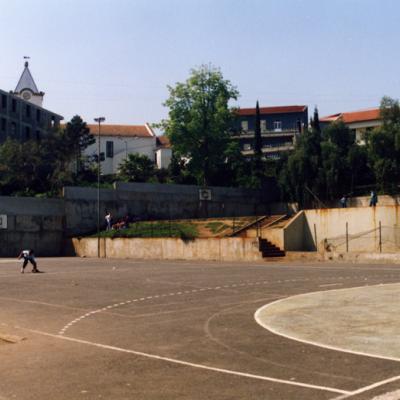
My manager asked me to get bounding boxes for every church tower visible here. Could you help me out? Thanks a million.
[13,61,44,107]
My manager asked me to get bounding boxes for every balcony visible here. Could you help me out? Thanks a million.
[232,129,298,139]
[242,142,294,156]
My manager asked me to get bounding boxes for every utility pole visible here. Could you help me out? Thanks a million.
[94,117,105,258]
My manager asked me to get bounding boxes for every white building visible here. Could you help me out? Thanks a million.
[320,108,381,145]
[155,135,172,169]
[85,123,171,175]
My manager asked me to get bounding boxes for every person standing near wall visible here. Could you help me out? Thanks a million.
[369,191,378,207]
[105,211,112,230]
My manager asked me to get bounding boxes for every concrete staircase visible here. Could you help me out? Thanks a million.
[259,238,286,258]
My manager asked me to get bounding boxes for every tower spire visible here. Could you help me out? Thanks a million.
[13,58,44,107]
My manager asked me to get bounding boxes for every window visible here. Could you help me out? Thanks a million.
[243,143,252,151]
[106,141,114,158]
[273,121,282,131]
[25,126,31,140]
[36,130,41,141]
[36,109,41,122]
[50,116,55,128]
[261,120,267,132]
[1,118,6,131]
[26,105,31,118]
[241,120,248,131]
[12,99,17,113]
[1,95,7,109]
[10,122,16,135]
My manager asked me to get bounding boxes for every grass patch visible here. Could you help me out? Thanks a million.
[205,221,230,234]
[94,221,198,240]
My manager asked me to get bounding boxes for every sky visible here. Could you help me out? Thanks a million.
[0,0,399,126]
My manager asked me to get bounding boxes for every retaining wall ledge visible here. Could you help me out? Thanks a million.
[69,237,264,262]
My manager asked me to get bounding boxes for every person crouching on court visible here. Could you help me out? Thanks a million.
[18,249,40,273]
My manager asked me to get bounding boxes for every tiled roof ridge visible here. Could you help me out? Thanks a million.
[321,108,381,123]
[237,105,307,115]
[86,123,154,138]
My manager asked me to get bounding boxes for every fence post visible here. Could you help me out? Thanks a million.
[346,222,349,253]
[314,223,317,251]
[379,221,382,253]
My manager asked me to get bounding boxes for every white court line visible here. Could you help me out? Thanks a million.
[57,275,396,336]
[255,283,400,364]
[332,375,400,399]
[20,327,349,395]
[319,283,343,287]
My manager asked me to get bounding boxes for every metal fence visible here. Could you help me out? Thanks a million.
[324,223,400,253]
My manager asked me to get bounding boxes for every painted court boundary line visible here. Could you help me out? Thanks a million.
[21,327,349,395]
[254,283,400,399]
[58,273,400,336]
[254,282,400,364]
[332,375,400,399]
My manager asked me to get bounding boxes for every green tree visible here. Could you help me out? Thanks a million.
[279,120,324,207]
[368,96,400,193]
[167,152,197,185]
[161,64,239,186]
[118,153,156,182]
[62,115,95,176]
[0,116,95,196]
[320,121,354,199]
[0,132,74,196]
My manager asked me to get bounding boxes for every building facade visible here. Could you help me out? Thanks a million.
[320,108,381,145]
[85,124,171,175]
[233,105,308,159]
[0,62,63,143]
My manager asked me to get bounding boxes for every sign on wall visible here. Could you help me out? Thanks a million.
[199,189,212,201]
[0,215,7,229]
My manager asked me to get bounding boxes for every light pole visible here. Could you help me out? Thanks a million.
[94,116,105,258]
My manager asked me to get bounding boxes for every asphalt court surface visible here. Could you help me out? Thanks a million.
[1,258,400,399]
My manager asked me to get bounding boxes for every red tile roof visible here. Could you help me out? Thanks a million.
[320,108,381,124]
[156,135,171,148]
[237,105,307,116]
[86,124,154,137]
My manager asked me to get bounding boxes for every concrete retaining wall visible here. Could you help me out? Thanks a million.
[280,206,400,253]
[64,182,277,236]
[70,237,264,262]
[0,196,65,256]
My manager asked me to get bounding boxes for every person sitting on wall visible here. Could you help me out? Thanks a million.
[112,219,127,230]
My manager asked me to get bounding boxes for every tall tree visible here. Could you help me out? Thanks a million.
[254,101,263,158]
[161,65,239,186]
[118,153,156,182]
[251,100,264,186]
[62,115,95,175]
[312,106,321,134]
[279,106,327,206]
[368,96,400,193]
